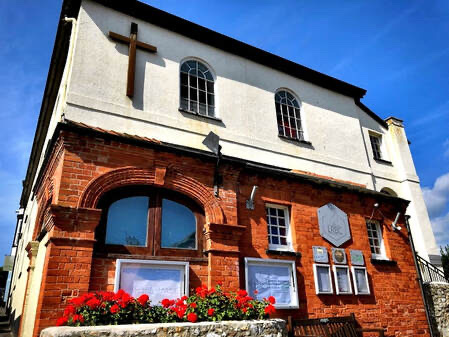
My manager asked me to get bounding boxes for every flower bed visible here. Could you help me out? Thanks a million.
[56,284,277,327]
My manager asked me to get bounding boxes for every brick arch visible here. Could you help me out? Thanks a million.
[78,166,224,224]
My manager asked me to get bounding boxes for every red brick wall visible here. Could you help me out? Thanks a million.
[30,129,430,337]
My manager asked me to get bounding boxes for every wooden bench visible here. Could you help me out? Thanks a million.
[288,314,385,337]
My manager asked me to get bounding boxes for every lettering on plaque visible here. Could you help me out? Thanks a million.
[317,203,351,247]
[313,246,329,263]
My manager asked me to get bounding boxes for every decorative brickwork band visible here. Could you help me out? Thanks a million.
[78,166,224,224]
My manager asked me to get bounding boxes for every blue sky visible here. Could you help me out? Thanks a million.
[0,0,448,260]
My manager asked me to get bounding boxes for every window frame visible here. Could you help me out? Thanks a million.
[244,257,299,309]
[369,132,388,161]
[313,264,333,295]
[95,186,204,258]
[366,219,387,260]
[179,59,216,118]
[351,266,370,295]
[114,258,189,302]
[265,203,293,252]
[275,89,305,142]
[332,265,352,295]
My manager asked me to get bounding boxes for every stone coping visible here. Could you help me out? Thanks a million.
[41,319,287,337]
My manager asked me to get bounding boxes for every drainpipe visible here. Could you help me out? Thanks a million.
[405,215,435,337]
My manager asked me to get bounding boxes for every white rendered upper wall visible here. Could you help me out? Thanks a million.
[56,0,440,259]
[64,0,400,188]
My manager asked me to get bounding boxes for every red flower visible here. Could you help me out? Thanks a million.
[264,304,276,315]
[63,305,76,316]
[187,312,198,323]
[175,306,186,319]
[268,296,276,304]
[254,290,259,295]
[207,308,215,316]
[161,298,172,308]
[56,316,68,326]
[181,295,188,301]
[242,307,248,313]
[137,294,149,306]
[110,304,120,314]
[86,298,101,309]
[237,289,248,297]
[72,314,85,323]
[189,302,197,308]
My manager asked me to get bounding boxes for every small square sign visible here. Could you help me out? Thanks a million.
[350,250,364,266]
[313,246,329,263]
[332,248,347,264]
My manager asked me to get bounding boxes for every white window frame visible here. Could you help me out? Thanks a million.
[351,266,370,295]
[333,265,352,295]
[313,264,333,295]
[114,259,189,300]
[244,257,299,309]
[366,220,387,260]
[265,204,293,252]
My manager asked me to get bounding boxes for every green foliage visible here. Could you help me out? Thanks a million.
[441,245,449,280]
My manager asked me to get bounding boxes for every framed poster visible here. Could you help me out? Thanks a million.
[351,266,370,295]
[115,259,189,305]
[312,246,328,263]
[333,265,352,295]
[313,264,333,295]
[245,257,299,309]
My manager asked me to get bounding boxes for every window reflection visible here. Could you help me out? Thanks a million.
[105,196,149,246]
[161,199,196,249]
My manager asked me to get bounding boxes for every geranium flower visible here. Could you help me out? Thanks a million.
[237,289,248,297]
[72,314,85,323]
[264,304,276,315]
[86,298,101,309]
[63,305,76,316]
[161,298,172,308]
[189,302,197,308]
[56,316,68,326]
[267,296,276,304]
[187,312,198,323]
[137,294,149,306]
[207,308,215,316]
[110,304,120,314]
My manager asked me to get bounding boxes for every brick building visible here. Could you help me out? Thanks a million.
[7,1,436,336]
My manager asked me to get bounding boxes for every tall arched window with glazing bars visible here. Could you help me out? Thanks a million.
[180,60,215,117]
[275,90,303,140]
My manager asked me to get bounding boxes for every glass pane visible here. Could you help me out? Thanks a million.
[198,78,206,91]
[180,72,188,86]
[180,85,188,99]
[207,81,214,93]
[105,196,149,246]
[161,199,196,249]
[336,268,350,293]
[189,87,197,102]
[279,227,286,236]
[271,236,279,245]
[247,264,292,305]
[355,269,368,293]
[268,208,276,216]
[277,209,285,217]
[207,106,215,117]
[270,227,278,235]
[207,93,214,106]
[199,90,206,104]
[280,237,287,245]
[278,218,285,226]
[199,103,207,116]
[189,75,197,88]
[180,62,189,73]
[317,266,331,293]
[120,262,184,305]
[180,98,188,110]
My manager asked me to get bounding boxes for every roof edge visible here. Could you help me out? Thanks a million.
[355,99,389,129]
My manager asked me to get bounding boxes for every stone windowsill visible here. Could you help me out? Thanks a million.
[266,249,302,258]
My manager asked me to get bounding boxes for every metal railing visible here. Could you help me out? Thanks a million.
[417,255,448,283]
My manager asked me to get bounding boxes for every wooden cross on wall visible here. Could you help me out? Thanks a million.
[109,22,157,98]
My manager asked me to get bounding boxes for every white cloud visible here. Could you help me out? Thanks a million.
[431,212,449,248]
[422,172,449,218]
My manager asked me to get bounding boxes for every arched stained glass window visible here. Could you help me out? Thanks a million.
[275,90,303,140]
[180,60,215,117]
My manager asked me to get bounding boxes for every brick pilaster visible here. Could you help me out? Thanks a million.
[32,206,101,337]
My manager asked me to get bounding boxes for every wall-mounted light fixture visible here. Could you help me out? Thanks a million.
[246,186,258,210]
[202,131,222,197]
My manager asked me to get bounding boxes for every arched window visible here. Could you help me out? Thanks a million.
[95,187,204,257]
[180,60,215,117]
[275,90,303,140]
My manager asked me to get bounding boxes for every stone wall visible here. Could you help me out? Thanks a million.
[424,283,449,337]
[40,319,287,337]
